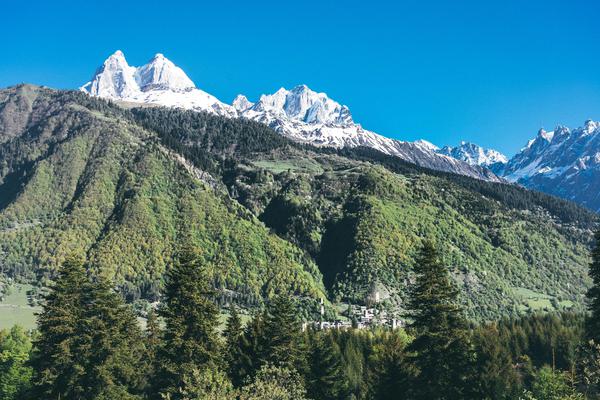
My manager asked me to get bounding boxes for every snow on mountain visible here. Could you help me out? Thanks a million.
[81,51,499,182]
[437,141,508,167]
[135,53,195,91]
[500,121,600,210]
[245,85,354,126]
[81,51,235,117]
[232,94,254,112]
[236,85,499,181]
[80,50,139,99]
[414,139,440,152]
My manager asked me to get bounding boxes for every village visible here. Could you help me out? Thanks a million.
[304,283,406,331]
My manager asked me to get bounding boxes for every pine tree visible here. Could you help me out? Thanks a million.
[586,230,600,342]
[262,295,303,369]
[144,308,161,396]
[223,304,244,387]
[307,332,349,400]
[31,255,146,399]
[237,310,267,383]
[368,331,411,400]
[145,308,161,358]
[471,324,520,399]
[80,275,147,398]
[31,255,88,399]
[157,244,222,399]
[406,240,472,400]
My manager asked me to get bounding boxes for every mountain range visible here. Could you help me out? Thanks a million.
[81,51,600,212]
[493,122,600,211]
[439,123,600,211]
[0,50,595,320]
[81,51,499,182]
[0,83,596,321]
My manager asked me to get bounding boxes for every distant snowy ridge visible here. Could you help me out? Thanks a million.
[493,121,600,210]
[81,51,500,182]
[437,141,508,167]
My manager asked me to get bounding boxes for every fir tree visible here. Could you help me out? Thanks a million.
[223,304,244,387]
[144,308,162,396]
[31,255,146,399]
[307,332,349,400]
[79,275,147,398]
[471,324,520,399]
[30,255,88,399]
[406,240,472,400]
[586,230,600,342]
[262,295,303,369]
[157,244,222,398]
[368,331,411,400]
[237,310,267,383]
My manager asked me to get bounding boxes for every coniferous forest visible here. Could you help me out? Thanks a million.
[2,238,600,399]
[1,86,600,399]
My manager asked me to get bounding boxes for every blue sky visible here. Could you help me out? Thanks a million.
[2,0,600,155]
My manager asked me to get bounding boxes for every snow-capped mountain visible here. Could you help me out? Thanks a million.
[81,51,235,117]
[437,141,508,167]
[495,121,600,210]
[81,51,499,182]
[235,85,499,181]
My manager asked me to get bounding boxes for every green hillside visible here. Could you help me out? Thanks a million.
[0,85,326,304]
[0,85,596,321]
[131,105,595,320]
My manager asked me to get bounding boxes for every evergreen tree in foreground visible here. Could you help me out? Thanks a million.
[223,304,245,387]
[144,308,162,397]
[406,240,472,400]
[471,324,520,399]
[31,255,146,399]
[307,331,349,400]
[367,330,411,400]
[236,310,267,383]
[586,230,600,342]
[156,244,222,399]
[261,295,303,370]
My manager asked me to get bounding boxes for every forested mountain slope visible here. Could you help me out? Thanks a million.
[0,85,326,302]
[0,84,596,320]
[130,105,597,320]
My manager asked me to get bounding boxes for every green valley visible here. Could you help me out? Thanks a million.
[0,84,596,322]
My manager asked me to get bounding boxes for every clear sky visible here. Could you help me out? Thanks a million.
[1,0,599,155]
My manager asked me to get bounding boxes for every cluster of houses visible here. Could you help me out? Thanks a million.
[305,285,406,331]
[314,304,405,330]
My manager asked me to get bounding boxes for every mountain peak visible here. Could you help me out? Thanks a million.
[249,85,354,126]
[232,94,254,112]
[437,141,507,167]
[108,50,126,61]
[136,52,195,91]
[537,128,554,142]
[291,84,309,91]
[583,119,599,134]
[81,50,138,99]
[82,50,195,95]
[414,139,439,151]
[81,51,235,117]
